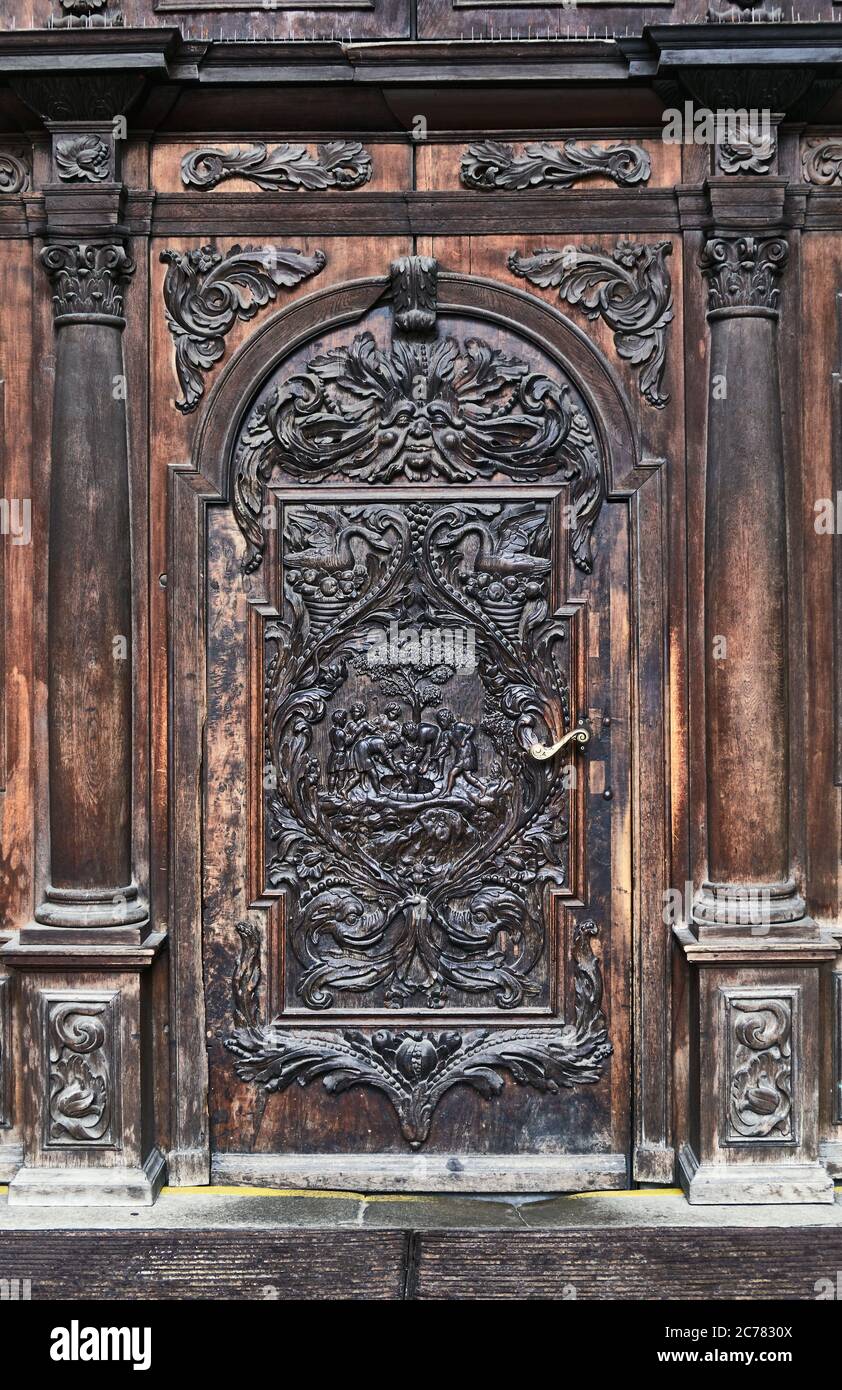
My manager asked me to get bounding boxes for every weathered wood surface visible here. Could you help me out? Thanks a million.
[2,1224,842,1300]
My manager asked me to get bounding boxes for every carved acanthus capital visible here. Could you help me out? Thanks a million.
[700,234,789,316]
[41,241,135,323]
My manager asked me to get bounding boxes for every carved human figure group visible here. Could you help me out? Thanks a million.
[326,701,484,802]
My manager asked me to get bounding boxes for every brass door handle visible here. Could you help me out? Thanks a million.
[527,727,590,761]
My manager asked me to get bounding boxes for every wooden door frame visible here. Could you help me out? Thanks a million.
[167,271,672,1187]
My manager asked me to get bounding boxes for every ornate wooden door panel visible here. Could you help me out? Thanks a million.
[199,264,634,1185]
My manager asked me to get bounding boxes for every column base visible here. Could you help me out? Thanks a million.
[7,1147,167,1208]
[691,879,818,939]
[27,882,150,943]
[679,1144,835,1205]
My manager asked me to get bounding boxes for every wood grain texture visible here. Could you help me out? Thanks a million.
[411,1227,842,1300]
[0,1228,409,1300]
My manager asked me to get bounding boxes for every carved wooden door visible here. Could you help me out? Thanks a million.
[198,259,634,1189]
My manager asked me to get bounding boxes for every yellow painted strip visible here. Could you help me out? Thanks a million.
[161,1185,424,1203]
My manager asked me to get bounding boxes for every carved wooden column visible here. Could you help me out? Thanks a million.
[676,197,837,1203]
[1,79,164,1204]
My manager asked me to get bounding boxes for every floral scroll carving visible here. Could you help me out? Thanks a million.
[261,496,589,1012]
[226,920,612,1148]
[44,996,117,1148]
[461,139,651,191]
[181,141,372,192]
[727,995,794,1142]
[508,241,674,409]
[232,331,604,574]
[159,243,326,413]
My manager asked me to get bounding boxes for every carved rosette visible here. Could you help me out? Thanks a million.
[700,235,788,317]
[716,122,777,176]
[461,139,651,191]
[226,920,611,1147]
[726,995,794,1143]
[44,996,118,1148]
[181,140,372,192]
[160,243,326,412]
[41,241,135,323]
[509,241,674,408]
[55,134,110,183]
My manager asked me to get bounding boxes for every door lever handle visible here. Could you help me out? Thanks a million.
[527,727,590,761]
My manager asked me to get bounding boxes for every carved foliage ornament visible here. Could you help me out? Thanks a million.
[182,141,372,192]
[226,919,611,1148]
[263,497,586,1011]
[41,241,134,321]
[160,243,327,413]
[55,134,110,183]
[727,995,793,1142]
[802,140,842,187]
[232,331,604,574]
[508,241,674,409]
[700,235,789,316]
[45,997,116,1148]
[716,121,777,177]
[0,151,30,194]
[461,139,651,191]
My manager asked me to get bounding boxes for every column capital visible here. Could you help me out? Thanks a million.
[700,233,789,318]
[41,240,134,325]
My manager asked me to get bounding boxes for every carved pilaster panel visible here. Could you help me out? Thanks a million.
[41,241,134,322]
[41,991,120,1151]
[700,235,789,316]
[835,972,842,1126]
[0,977,10,1128]
[723,989,796,1145]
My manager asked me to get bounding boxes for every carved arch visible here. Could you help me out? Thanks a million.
[168,270,669,1182]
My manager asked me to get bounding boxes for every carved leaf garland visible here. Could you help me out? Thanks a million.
[160,243,326,413]
[181,140,372,192]
[461,139,651,191]
[508,240,674,409]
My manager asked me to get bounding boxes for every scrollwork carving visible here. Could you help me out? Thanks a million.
[45,997,116,1147]
[461,139,651,191]
[41,242,134,321]
[160,243,326,413]
[257,494,594,1014]
[727,995,793,1142]
[700,235,788,315]
[181,141,372,192]
[0,151,30,194]
[508,241,673,409]
[232,330,604,573]
[802,139,842,187]
[226,919,612,1147]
